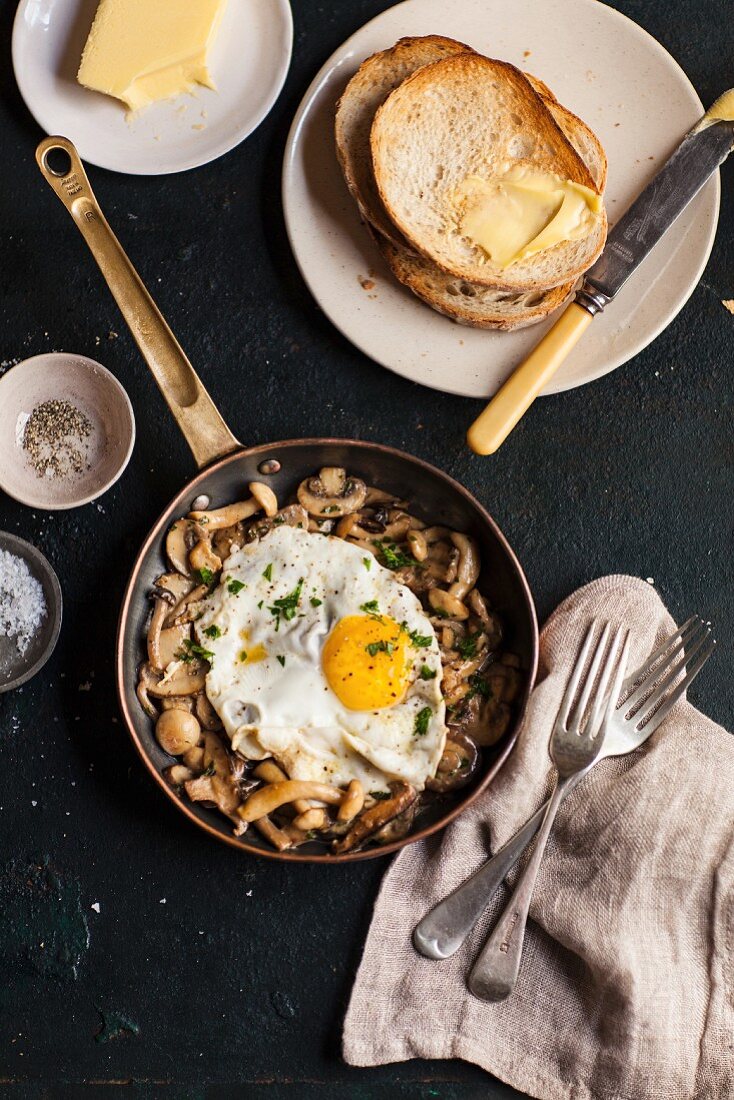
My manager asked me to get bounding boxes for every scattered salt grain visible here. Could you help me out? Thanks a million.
[91,902,100,913]
[0,550,46,656]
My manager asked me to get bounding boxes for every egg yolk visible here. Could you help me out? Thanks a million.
[322,614,412,710]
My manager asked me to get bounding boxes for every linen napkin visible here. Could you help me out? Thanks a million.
[343,576,734,1100]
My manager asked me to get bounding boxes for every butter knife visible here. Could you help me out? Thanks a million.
[467,92,734,455]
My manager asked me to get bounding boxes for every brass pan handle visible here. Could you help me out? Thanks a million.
[36,136,241,470]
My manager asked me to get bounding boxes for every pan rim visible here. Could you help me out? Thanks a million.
[116,437,539,863]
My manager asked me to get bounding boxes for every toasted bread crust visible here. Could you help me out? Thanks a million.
[376,232,576,330]
[370,53,607,290]
[336,36,474,248]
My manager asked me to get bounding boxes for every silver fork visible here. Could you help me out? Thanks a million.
[466,620,630,1002]
[414,616,715,963]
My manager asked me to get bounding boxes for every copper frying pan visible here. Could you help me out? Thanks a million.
[36,137,538,862]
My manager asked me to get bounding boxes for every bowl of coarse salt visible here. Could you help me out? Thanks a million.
[0,532,62,692]
[0,352,135,509]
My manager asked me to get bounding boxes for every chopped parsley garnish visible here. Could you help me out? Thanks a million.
[363,557,372,570]
[227,578,245,596]
[375,540,417,570]
[257,600,264,609]
[239,650,248,663]
[262,563,273,581]
[196,567,215,587]
[458,634,478,659]
[464,673,492,704]
[408,629,433,649]
[414,706,432,737]
[269,577,304,629]
[273,516,285,526]
[323,505,340,514]
[419,664,437,680]
[366,639,396,658]
[310,597,322,608]
[203,625,221,639]
[276,655,286,667]
[359,599,383,622]
[202,762,216,777]
[179,639,214,663]
[369,790,391,801]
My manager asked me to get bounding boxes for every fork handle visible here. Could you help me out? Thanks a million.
[468,774,573,1002]
[413,768,586,961]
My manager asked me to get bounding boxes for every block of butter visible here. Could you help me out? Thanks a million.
[77,0,227,113]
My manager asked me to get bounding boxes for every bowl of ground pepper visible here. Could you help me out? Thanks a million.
[0,352,135,509]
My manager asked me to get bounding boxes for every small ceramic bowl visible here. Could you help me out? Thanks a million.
[0,352,135,509]
[0,532,62,692]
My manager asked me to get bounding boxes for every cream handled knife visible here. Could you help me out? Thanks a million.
[467,94,734,456]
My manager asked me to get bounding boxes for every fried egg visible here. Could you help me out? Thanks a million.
[194,525,446,792]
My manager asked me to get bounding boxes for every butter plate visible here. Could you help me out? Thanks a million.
[12,0,293,175]
[282,0,719,397]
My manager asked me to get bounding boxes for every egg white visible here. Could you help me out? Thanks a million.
[194,525,446,792]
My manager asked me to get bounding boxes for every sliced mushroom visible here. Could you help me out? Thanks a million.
[203,732,241,817]
[246,503,309,542]
[147,659,207,697]
[449,533,480,600]
[164,584,209,627]
[467,589,503,648]
[429,588,469,620]
[160,695,195,713]
[136,666,160,719]
[363,487,407,507]
[146,597,169,671]
[297,468,367,517]
[194,692,223,731]
[182,745,205,771]
[292,808,328,831]
[156,708,201,756]
[332,781,417,854]
[427,735,480,791]
[189,539,222,577]
[212,522,245,561]
[373,799,418,844]
[163,764,194,787]
[477,702,512,746]
[154,572,194,605]
[165,519,197,575]
[158,624,191,668]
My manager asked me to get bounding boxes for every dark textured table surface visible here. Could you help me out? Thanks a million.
[1,0,732,1095]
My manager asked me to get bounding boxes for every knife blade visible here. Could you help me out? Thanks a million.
[466,101,734,456]
[580,120,734,312]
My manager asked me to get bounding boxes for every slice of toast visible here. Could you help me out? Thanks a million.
[376,232,575,330]
[374,93,607,328]
[336,36,475,249]
[370,53,607,290]
[335,37,607,328]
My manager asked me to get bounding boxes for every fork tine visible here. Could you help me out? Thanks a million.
[558,621,598,728]
[585,626,629,739]
[624,624,713,720]
[622,615,702,693]
[633,637,716,734]
[568,621,611,733]
[633,638,713,739]
[621,619,709,714]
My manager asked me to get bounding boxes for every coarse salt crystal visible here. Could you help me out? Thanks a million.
[0,550,46,656]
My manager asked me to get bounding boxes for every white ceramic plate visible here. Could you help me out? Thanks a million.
[283,0,719,397]
[13,0,293,176]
